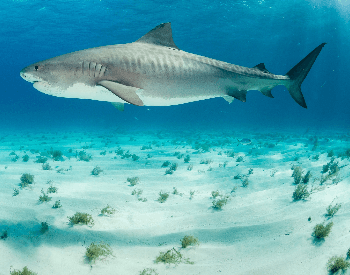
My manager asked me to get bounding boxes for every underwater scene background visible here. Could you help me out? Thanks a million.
[1,1,350,275]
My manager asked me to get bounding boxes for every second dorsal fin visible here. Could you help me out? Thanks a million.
[135,22,179,49]
[253,63,270,74]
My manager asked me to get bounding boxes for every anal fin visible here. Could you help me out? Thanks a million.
[98,80,144,106]
[261,87,274,98]
[226,87,247,102]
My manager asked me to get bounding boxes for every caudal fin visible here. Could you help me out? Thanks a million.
[285,43,326,108]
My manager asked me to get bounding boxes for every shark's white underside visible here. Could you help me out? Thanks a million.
[33,81,217,106]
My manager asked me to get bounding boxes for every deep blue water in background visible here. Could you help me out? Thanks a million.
[1,0,349,133]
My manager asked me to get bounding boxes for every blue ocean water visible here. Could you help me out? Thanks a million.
[1,0,349,132]
[2,2,350,274]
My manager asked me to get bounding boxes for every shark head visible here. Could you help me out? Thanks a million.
[20,58,83,96]
[20,54,120,102]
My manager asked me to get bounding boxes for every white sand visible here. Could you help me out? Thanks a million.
[0,130,349,275]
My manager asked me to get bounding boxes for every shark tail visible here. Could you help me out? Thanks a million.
[285,43,326,108]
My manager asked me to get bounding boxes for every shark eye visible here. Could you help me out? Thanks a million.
[35,66,39,71]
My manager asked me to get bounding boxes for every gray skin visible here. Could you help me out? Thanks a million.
[20,23,326,110]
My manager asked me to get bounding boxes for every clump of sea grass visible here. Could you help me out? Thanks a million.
[302,170,312,183]
[85,242,113,263]
[165,163,178,175]
[20,173,34,188]
[327,256,350,273]
[326,203,342,217]
[91,166,103,176]
[291,166,303,184]
[40,222,49,234]
[13,188,19,196]
[313,222,333,239]
[157,192,169,203]
[78,151,92,162]
[10,266,37,275]
[161,161,171,167]
[42,163,52,170]
[1,230,8,240]
[139,268,159,275]
[127,177,140,186]
[212,195,229,210]
[68,212,94,226]
[181,235,199,248]
[51,150,63,161]
[292,184,310,201]
[155,247,193,265]
[100,205,116,216]
[242,178,249,187]
[39,190,52,202]
[52,200,62,208]
[22,155,29,162]
[47,185,58,193]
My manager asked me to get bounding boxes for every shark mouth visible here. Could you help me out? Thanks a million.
[20,71,43,84]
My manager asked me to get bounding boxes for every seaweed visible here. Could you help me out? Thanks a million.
[39,190,52,202]
[42,163,52,170]
[157,192,169,203]
[155,247,193,265]
[10,267,37,275]
[165,163,178,175]
[127,177,140,186]
[139,268,159,275]
[40,222,49,234]
[85,242,113,263]
[100,205,116,216]
[47,185,58,193]
[184,155,191,163]
[327,256,350,273]
[313,222,333,239]
[132,154,140,161]
[161,161,171,167]
[68,212,94,226]
[326,203,341,217]
[78,151,92,162]
[52,200,62,208]
[22,154,29,162]
[291,166,303,185]
[91,166,103,176]
[13,188,19,196]
[20,173,34,188]
[212,196,229,210]
[292,184,310,201]
[181,235,199,248]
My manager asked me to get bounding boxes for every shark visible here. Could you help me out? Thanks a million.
[20,22,325,111]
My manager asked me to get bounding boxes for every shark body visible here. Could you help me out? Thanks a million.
[20,23,325,111]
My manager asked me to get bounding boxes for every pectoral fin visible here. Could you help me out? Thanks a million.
[98,80,144,106]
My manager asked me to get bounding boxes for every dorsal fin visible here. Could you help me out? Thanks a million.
[253,63,270,74]
[135,22,179,49]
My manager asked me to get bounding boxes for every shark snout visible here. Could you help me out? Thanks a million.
[20,68,41,83]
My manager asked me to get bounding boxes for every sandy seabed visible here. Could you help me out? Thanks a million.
[0,129,349,275]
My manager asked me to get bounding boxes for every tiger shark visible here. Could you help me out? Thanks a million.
[20,23,325,111]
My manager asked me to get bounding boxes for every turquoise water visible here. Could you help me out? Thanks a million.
[1,1,350,274]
